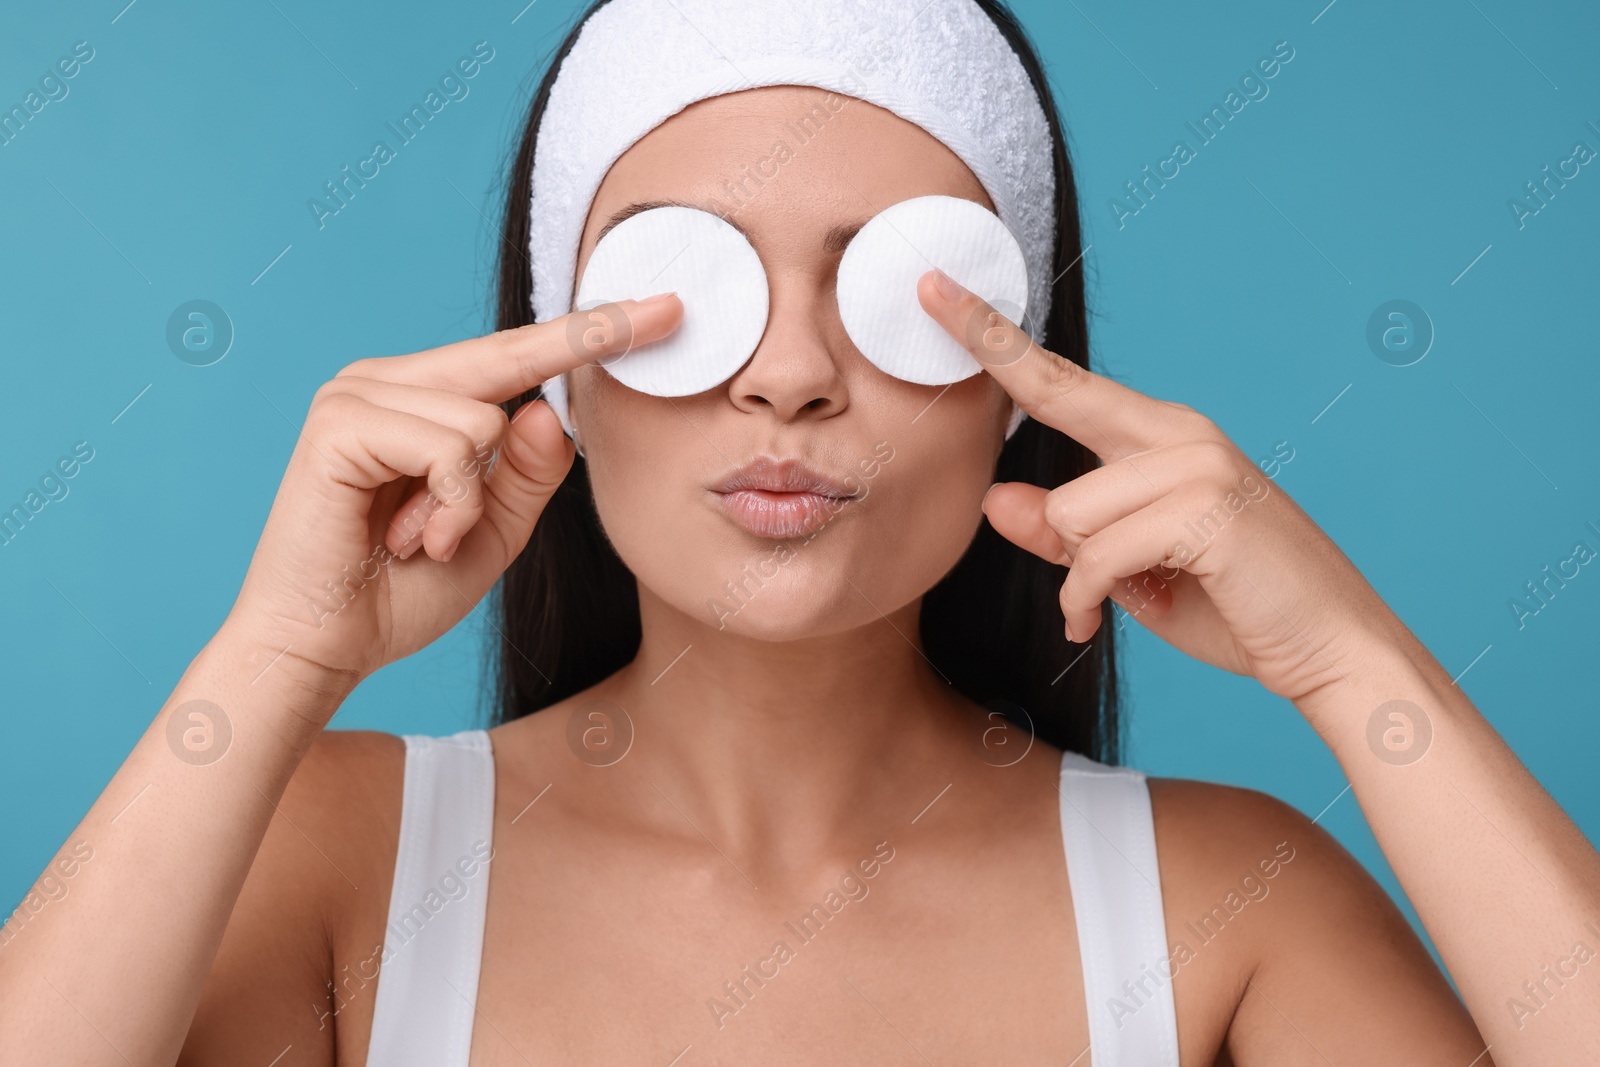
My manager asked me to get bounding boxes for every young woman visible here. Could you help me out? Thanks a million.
[3,0,1596,1063]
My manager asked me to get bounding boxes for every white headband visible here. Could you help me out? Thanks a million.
[528,0,1058,447]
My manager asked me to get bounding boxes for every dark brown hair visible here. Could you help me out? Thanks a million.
[487,0,1122,762]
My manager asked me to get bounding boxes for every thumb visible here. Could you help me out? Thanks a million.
[986,480,1176,623]
[456,399,576,580]
[984,482,1070,565]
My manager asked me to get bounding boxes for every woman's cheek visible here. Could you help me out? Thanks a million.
[895,461,988,577]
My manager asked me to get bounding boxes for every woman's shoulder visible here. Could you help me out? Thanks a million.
[1054,763,1350,973]
[245,725,409,929]
[182,728,409,1062]
[281,729,409,878]
[299,726,407,804]
[1140,775,1481,1062]
[212,727,408,920]
[1146,775,1316,865]
[1144,774,1368,943]
[280,729,412,926]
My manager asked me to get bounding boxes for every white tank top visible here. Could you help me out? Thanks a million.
[363,729,1180,1065]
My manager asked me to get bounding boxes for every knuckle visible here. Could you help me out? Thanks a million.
[432,433,485,508]
[471,402,511,447]
[311,377,346,406]
[388,493,434,540]
[498,322,546,377]
[335,357,378,380]
[516,348,550,392]
[443,428,479,467]
[1192,439,1244,483]
[1042,487,1090,545]
[1074,537,1110,575]
[964,303,1029,361]
[1041,486,1071,529]
[306,388,362,431]
[1042,353,1087,397]
[1166,400,1221,437]
[1174,480,1219,515]
[494,323,529,356]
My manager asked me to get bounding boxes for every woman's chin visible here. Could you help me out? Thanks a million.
[678,573,879,643]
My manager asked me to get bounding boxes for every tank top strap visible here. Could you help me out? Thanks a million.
[365,729,495,1067]
[1057,749,1180,1066]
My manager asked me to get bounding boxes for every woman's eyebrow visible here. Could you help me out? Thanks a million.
[595,199,868,254]
[822,220,868,255]
[596,199,691,243]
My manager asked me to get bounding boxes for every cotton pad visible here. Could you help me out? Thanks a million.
[545,196,1031,452]
[836,194,1030,385]
[572,205,769,396]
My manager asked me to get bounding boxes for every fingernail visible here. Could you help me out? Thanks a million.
[635,292,679,309]
[933,269,966,302]
[981,483,1000,510]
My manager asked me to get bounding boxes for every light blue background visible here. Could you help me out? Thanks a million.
[3,0,1596,975]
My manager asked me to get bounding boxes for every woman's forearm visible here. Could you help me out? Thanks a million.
[1297,623,1600,1064]
[0,628,349,1065]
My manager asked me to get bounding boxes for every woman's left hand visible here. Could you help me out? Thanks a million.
[919,269,1399,705]
[917,273,1600,1067]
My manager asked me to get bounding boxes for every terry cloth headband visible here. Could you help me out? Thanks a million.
[528,0,1058,450]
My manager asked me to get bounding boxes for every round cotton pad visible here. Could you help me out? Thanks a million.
[836,194,1030,386]
[573,205,770,397]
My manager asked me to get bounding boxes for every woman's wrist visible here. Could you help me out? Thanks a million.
[197,619,361,749]
[1291,618,1480,762]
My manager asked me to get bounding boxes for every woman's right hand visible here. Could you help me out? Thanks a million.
[222,294,683,707]
[0,295,681,1067]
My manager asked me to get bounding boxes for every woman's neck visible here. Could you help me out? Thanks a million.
[596,586,979,860]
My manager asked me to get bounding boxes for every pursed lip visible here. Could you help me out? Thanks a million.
[709,455,861,499]
[709,456,862,539]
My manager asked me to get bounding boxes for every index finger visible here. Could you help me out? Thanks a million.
[336,293,683,403]
[916,270,1173,461]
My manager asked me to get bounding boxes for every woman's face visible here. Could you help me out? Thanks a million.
[565,85,1013,640]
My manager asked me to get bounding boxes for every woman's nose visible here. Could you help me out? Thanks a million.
[722,271,849,425]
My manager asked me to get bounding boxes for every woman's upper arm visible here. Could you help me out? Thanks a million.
[1149,777,1493,1067]
[178,730,403,1067]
